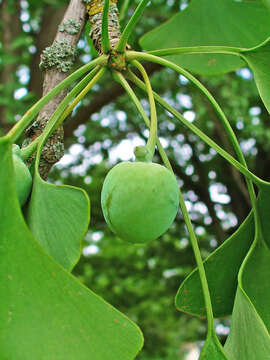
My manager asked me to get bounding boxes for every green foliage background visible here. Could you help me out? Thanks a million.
[1,0,269,358]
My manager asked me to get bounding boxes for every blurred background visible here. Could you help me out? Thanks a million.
[1,0,269,358]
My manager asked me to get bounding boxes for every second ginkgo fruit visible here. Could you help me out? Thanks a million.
[101,161,179,244]
[12,145,32,206]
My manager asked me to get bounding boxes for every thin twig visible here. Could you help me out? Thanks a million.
[86,0,121,53]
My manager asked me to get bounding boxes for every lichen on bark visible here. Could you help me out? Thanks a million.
[59,19,82,35]
[40,40,77,73]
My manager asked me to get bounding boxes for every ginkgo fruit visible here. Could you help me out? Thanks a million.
[12,145,32,206]
[101,161,179,244]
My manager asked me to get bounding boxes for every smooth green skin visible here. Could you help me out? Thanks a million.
[12,152,32,206]
[101,161,179,244]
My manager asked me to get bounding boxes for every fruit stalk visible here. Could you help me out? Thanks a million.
[131,60,157,161]
[113,71,172,170]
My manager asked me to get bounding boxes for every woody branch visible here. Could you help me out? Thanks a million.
[23,0,85,179]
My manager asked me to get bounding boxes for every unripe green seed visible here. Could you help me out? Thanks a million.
[12,146,32,206]
[101,161,179,244]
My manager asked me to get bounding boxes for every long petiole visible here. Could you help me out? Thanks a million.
[36,67,106,168]
[131,60,157,160]
[6,55,107,143]
[178,186,216,334]
[101,0,111,53]
[116,0,150,53]
[126,70,264,186]
[146,45,243,57]
[57,68,106,127]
